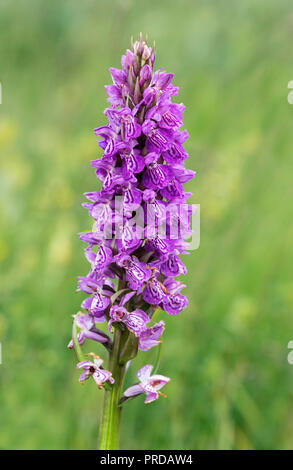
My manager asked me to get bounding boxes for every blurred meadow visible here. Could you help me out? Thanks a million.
[1,0,293,449]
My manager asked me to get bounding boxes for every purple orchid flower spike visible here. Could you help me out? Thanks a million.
[124,364,170,404]
[77,353,114,389]
[71,34,195,450]
[68,314,110,349]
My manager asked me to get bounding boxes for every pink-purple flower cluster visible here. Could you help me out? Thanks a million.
[70,35,195,403]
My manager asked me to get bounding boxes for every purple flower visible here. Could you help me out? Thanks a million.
[138,320,165,351]
[152,70,174,91]
[142,120,172,152]
[108,305,149,336]
[107,290,149,335]
[109,67,127,86]
[146,101,184,131]
[142,153,170,189]
[94,125,119,157]
[106,108,141,142]
[81,291,110,321]
[124,364,170,403]
[77,354,114,388]
[162,293,188,315]
[77,275,102,295]
[143,276,166,305]
[116,253,151,291]
[115,222,143,254]
[160,254,187,277]
[85,245,113,276]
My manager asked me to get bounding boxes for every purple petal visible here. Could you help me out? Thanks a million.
[149,374,170,390]
[93,246,113,271]
[161,254,186,277]
[109,67,127,86]
[105,85,122,105]
[153,71,174,90]
[143,279,165,305]
[142,163,169,190]
[76,314,94,332]
[120,291,136,306]
[91,293,110,313]
[76,361,92,369]
[67,332,85,349]
[125,309,150,335]
[81,296,94,310]
[79,231,102,245]
[138,320,165,351]
[163,278,186,294]
[137,364,153,382]
[78,370,91,383]
[143,87,157,106]
[92,369,113,385]
[139,64,152,87]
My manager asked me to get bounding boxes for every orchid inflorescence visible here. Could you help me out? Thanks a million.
[69,34,195,417]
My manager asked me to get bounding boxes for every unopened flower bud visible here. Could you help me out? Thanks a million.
[139,64,152,87]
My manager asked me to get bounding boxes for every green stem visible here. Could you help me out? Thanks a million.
[98,328,126,450]
[72,316,85,362]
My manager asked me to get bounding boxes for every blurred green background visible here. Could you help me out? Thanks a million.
[1,0,293,450]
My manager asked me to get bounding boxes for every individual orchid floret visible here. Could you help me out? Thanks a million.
[68,314,110,349]
[123,364,170,404]
[143,274,166,305]
[162,292,188,315]
[77,275,103,295]
[108,290,149,335]
[138,320,165,351]
[160,253,187,277]
[108,305,149,336]
[85,245,113,277]
[71,34,196,449]
[81,292,109,321]
[77,353,114,388]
